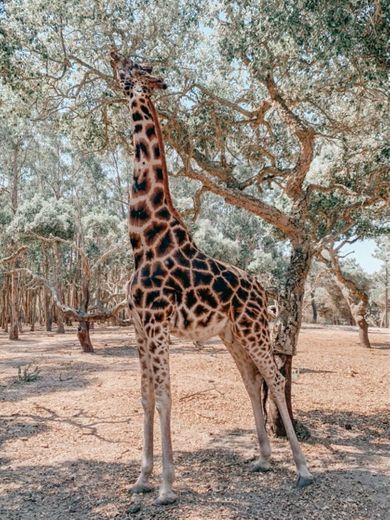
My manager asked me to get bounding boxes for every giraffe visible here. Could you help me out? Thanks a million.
[110,50,313,505]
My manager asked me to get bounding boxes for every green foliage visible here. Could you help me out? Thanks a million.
[81,210,124,242]
[340,258,371,293]
[0,0,388,335]
[9,196,75,239]
[194,219,240,265]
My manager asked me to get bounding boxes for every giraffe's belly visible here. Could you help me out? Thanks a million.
[169,309,228,342]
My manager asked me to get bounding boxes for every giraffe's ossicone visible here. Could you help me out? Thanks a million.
[110,50,313,506]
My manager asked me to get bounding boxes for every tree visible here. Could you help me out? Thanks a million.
[1,0,389,431]
[319,245,372,347]
[302,261,354,325]
[0,116,133,349]
[373,237,390,328]
[164,0,389,432]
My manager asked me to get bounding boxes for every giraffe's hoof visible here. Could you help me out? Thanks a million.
[154,491,178,505]
[250,460,272,473]
[132,483,154,494]
[295,474,314,489]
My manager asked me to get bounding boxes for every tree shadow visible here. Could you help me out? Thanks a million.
[369,342,390,350]
[95,344,138,357]
[0,359,136,403]
[298,367,335,374]
[0,400,388,519]
[1,441,388,520]
[0,406,129,451]
[0,336,41,344]
[299,409,390,455]
[169,337,226,356]
[170,344,226,356]
[0,414,48,450]
[0,458,139,520]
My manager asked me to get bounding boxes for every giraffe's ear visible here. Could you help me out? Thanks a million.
[109,49,121,80]
[140,62,153,73]
[109,48,121,65]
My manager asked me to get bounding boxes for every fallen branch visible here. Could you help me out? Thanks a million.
[179,384,223,402]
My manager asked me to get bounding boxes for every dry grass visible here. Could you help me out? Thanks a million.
[0,324,389,519]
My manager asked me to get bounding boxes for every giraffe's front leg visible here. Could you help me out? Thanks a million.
[149,331,177,505]
[133,341,155,494]
[155,384,177,505]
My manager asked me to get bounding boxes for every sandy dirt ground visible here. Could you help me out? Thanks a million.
[0,324,389,520]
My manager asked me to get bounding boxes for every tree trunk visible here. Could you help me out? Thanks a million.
[2,277,10,332]
[42,248,53,331]
[54,242,65,334]
[357,317,370,348]
[310,290,317,323]
[45,291,53,332]
[324,246,371,348]
[9,271,19,340]
[265,354,293,436]
[29,291,36,331]
[318,245,372,342]
[385,264,389,328]
[55,309,65,333]
[75,250,93,351]
[77,320,94,353]
[265,241,313,437]
[352,301,371,348]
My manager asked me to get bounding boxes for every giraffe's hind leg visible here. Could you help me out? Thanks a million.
[147,326,177,505]
[220,325,272,472]
[243,338,313,487]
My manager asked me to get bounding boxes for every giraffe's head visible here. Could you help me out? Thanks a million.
[110,50,167,97]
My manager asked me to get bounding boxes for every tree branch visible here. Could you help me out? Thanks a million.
[9,268,128,322]
[264,74,316,199]
[0,246,27,265]
[176,165,301,240]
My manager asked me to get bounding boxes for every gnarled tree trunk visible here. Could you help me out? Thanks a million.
[266,241,313,437]
[327,247,371,348]
[352,300,371,348]
[77,320,94,353]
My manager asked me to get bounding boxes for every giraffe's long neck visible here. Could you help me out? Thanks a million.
[128,92,190,267]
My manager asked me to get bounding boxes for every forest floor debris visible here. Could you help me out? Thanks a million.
[0,325,389,519]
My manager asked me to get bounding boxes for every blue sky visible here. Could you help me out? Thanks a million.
[340,239,382,274]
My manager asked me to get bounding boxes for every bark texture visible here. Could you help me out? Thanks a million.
[9,271,19,340]
[266,241,313,436]
[77,321,94,353]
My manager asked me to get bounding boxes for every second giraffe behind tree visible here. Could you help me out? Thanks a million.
[110,50,313,505]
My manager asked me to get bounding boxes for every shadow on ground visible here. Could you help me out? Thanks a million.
[1,410,389,520]
[369,342,390,349]
[0,406,130,450]
[0,360,117,404]
[298,368,335,375]
[298,409,390,455]
[0,448,388,520]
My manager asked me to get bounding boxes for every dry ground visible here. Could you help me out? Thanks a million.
[0,324,389,520]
